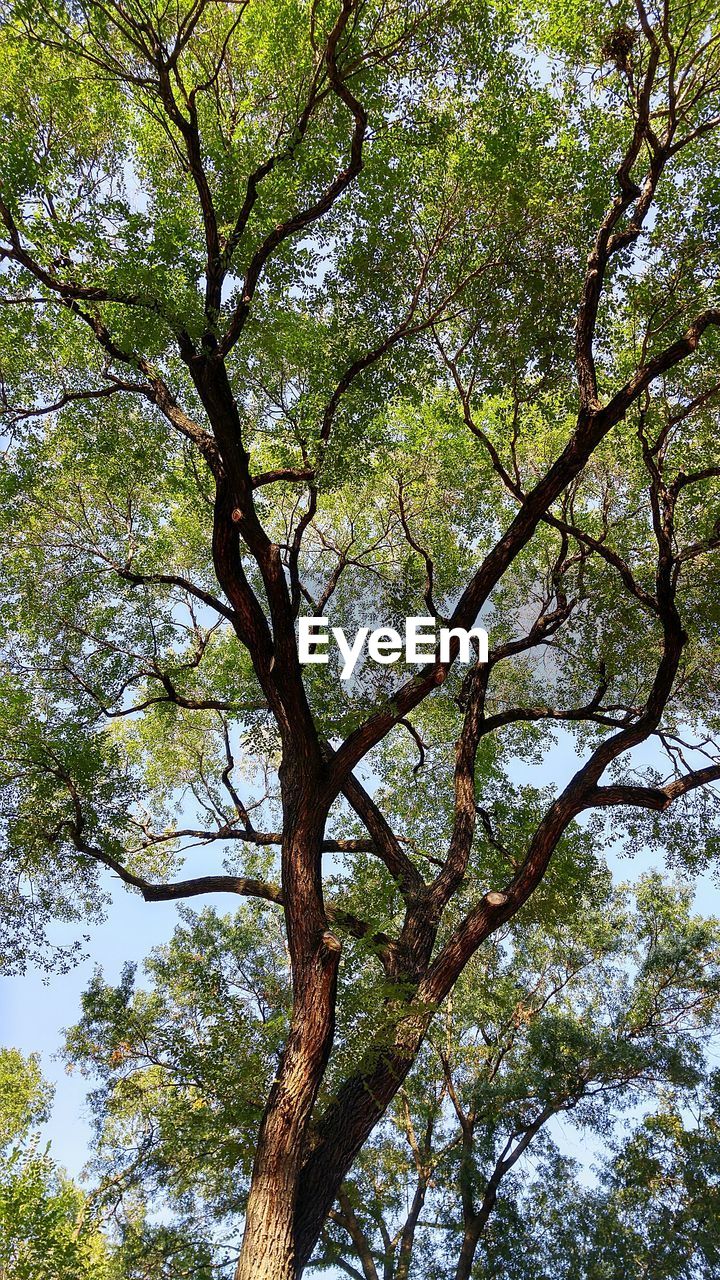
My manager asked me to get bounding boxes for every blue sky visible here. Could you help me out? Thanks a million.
[0,887,191,1178]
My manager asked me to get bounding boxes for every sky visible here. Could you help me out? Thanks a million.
[0,885,193,1178]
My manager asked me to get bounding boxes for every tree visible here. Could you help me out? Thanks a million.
[315,873,720,1279]
[575,1088,720,1280]
[65,905,291,1277]
[3,0,720,1274]
[0,1048,118,1279]
[62,872,720,1278]
[452,1082,720,1280]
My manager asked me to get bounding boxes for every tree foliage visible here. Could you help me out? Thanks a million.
[62,873,720,1278]
[2,0,720,1274]
[0,1048,118,1279]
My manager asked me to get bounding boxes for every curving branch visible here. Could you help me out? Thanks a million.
[62,794,397,965]
[219,0,368,356]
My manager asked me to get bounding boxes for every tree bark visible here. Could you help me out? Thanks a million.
[294,1013,432,1270]
[235,776,339,1280]
[454,1219,485,1280]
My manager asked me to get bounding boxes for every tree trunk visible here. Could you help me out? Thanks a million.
[293,1011,432,1270]
[453,1219,485,1280]
[234,947,339,1278]
[236,779,339,1280]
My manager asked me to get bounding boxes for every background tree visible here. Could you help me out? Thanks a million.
[65,905,291,1276]
[62,872,720,1278]
[3,0,720,1275]
[315,873,720,1279]
[0,1048,118,1279]
[462,1085,720,1280]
